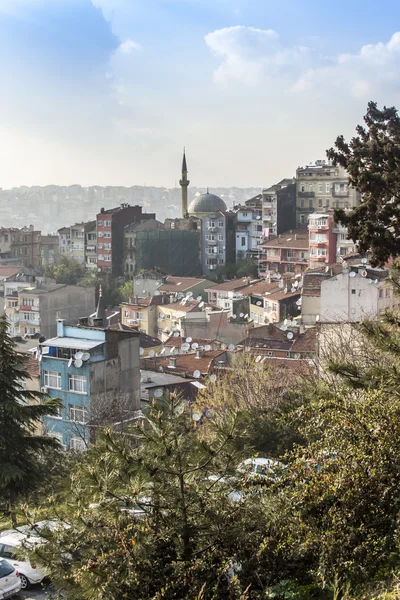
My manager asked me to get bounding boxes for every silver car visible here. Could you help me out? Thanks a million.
[0,558,21,598]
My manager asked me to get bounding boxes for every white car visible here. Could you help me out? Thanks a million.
[0,532,47,590]
[0,558,21,598]
[237,458,286,481]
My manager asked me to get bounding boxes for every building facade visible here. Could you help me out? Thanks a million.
[296,160,361,226]
[5,283,95,338]
[97,204,155,276]
[85,222,97,270]
[40,319,140,449]
[259,229,309,277]
[200,211,236,276]
[10,227,41,270]
[234,206,263,262]
[262,179,296,239]
[308,213,337,267]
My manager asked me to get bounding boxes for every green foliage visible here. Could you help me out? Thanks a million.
[210,259,258,283]
[327,101,400,266]
[45,256,86,285]
[0,316,62,524]
[118,279,134,302]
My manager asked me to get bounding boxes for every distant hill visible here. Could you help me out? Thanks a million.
[0,185,262,233]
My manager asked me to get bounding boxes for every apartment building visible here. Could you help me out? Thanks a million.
[157,276,214,300]
[205,278,258,305]
[200,211,236,276]
[97,204,155,276]
[121,295,168,337]
[262,179,296,239]
[0,228,17,260]
[41,235,60,267]
[308,213,337,267]
[296,160,361,226]
[10,227,41,269]
[234,206,263,261]
[259,228,309,276]
[334,221,357,259]
[40,317,140,449]
[58,221,96,266]
[5,282,95,338]
[85,222,97,270]
[237,279,300,327]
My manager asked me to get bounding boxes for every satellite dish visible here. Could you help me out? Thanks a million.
[154,388,163,398]
[257,301,262,306]
[360,270,368,277]
[361,258,367,264]
[239,313,244,318]
[231,314,237,319]
[374,279,379,284]
[193,370,201,379]
[199,302,205,308]
[75,352,83,360]
[228,344,235,351]
[221,343,227,350]
[160,348,166,355]
[81,353,90,361]
[186,337,193,343]
[154,290,161,296]
[349,271,356,278]
[159,312,165,319]
[196,295,202,301]
[192,409,202,421]
[143,290,146,294]
[256,355,262,363]
[281,325,287,332]
[287,331,294,340]
[204,344,211,351]
[182,343,190,351]
[244,314,249,319]
[209,374,217,383]
[149,350,155,357]
[316,315,320,322]
[68,358,73,367]
[186,291,193,298]
[174,331,180,337]
[140,347,144,356]
[74,358,83,368]
[192,342,199,349]
[284,319,288,325]
[39,354,42,362]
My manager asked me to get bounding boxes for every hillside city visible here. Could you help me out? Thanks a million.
[2,103,400,600]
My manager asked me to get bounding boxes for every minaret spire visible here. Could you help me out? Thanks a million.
[179,148,190,218]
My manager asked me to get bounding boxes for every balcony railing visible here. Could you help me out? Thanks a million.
[332,189,349,197]
[298,191,315,198]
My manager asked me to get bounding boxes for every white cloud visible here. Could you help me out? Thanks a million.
[205,26,310,86]
[293,32,400,99]
[118,39,142,54]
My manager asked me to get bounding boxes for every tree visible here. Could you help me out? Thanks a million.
[45,256,86,285]
[0,316,62,525]
[33,394,273,599]
[327,101,400,266]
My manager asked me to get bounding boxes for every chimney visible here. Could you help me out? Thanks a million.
[195,348,204,359]
[169,357,177,368]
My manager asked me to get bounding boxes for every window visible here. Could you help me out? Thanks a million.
[379,289,384,298]
[272,303,277,312]
[98,220,103,226]
[98,231,103,237]
[241,212,248,217]
[44,371,61,389]
[205,234,215,241]
[218,220,224,227]
[104,243,111,250]
[104,255,111,262]
[70,437,86,452]
[136,312,144,320]
[105,220,112,226]
[326,199,330,208]
[300,199,305,208]
[300,184,305,192]
[209,221,215,228]
[326,183,330,193]
[335,184,340,192]
[318,198,323,207]
[218,259,224,265]
[300,215,305,224]
[21,298,34,306]
[69,404,88,423]
[218,234,224,241]
[309,199,313,208]
[318,184,322,192]
[335,200,340,209]
[308,183,313,191]
[351,289,356,295]
[104,232,111,238]
[68,374,87,394]
[386,288,390,297]
[287,251,295,258]
[166,314,171,319]
[218,247,224,254]
[287,264,295,272]
[241,237,246,246]
[104,266,112,273]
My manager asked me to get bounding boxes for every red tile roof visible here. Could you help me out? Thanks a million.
[0,266,24,280]
[261,228,309,249]
[246,324,287,340]
[238,281,281,296]
[205,278,260,293]
[143,350,226,377]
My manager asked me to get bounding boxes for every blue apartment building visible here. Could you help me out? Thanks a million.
[40,316,140,450]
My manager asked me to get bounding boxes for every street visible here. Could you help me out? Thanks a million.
[19,585,56,599]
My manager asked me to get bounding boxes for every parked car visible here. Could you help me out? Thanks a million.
[0,558,21,598]
[0,532,47,590]
[237,458,286,485]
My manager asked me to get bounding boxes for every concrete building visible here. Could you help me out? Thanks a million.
[96,204,155,276]
[334,221,357,259]
[182,310,253,346]
[132,269,166,298]
[262,179,296,239]
[125,219,165,274]
[121,295,169,337]
[0,228,17,260]
[10,227,41,270]
[239,279,301,327]
[259,228,309,277]
[58,221,96,266]
[200,211,236,276]
[157,276,215,300]
[234,206,263,262]
[205,278,259,305]
[0,266,35,296]
[40,315,140,449]
[41,236,60,267]
[308,213,337,267]
[85,222,97,270]
[5,282,95,338]
[319,264,398,323]
[296,160,361,226]
[155,299,210,342]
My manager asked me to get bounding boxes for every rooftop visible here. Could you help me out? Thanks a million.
[162,300,203,314]
[143,350,226,377]
[261,229,309,249]
[163,335,215,347]
[237,280,281,297]
[19,284,66,295]
[42,337,105,350]
[157,276,208,293]
[0,266,25,280]
[205,278,259,293]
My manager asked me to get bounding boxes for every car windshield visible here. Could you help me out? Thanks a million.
[0,545,17,560]
[0,559,14,578]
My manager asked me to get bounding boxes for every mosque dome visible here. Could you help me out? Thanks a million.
[188,191,227,216]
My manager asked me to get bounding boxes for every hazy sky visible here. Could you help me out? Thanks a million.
[0,0,400,189]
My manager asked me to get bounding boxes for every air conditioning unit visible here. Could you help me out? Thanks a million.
[41,386,48,393]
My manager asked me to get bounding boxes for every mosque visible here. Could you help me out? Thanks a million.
[179,150,227,218]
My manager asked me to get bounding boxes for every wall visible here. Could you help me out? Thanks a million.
[182,310,252,345]
[134,230,201,277]
[40,286,95,338]
[301,294,321,326]
[320,272,385,323]
[277,184,296,234]
[133,275,164,298]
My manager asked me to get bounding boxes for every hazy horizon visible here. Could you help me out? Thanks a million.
[0,0,399,189]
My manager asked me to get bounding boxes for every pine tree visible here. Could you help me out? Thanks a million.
[327,101,400,266]
[0,315,62,525]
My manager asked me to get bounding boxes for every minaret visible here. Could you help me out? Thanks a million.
[179,148,190,218]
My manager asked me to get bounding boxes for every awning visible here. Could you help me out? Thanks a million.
[42,337,105,350]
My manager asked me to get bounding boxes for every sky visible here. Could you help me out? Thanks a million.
[0,0,400,189]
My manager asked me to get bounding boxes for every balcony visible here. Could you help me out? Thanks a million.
[263,202,274,209]
[298,191,315,198]
[332,188,349,197]
[206,239,217,245]
[309,220,329,230]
